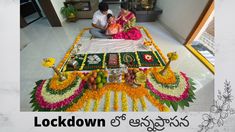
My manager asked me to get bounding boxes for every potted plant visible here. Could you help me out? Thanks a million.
[61,5,78,22]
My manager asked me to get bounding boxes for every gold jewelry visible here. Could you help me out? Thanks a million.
[123,54,135,65]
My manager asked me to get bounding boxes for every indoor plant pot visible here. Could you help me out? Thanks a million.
[61,5,78,22]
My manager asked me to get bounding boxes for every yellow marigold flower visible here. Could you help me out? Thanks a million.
[42,58,55,68]
[132,98,138,112]
[140,97,147,111]
[104,90,111,112]
[113,91,119,111]
[143,38,152,46]
[121,92,128,112]
[167,52,178,61]
[84,99,91,112]
[93,99,100,112]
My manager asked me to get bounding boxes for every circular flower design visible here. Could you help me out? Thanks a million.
[34,79,85,110]
[143,54,153,62]
[146,71,193,104]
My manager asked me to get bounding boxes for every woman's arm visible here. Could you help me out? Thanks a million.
[117,15,122,21]
[128,15,136,27]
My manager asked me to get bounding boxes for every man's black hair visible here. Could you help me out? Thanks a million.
[99,2,109,12]
[107,13,113,20]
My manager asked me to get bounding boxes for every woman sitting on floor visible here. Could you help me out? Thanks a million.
[112,2,142,40]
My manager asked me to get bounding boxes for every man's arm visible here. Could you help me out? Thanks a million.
[92,23,106,30]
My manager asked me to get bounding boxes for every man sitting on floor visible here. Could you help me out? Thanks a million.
[89,2,113,39]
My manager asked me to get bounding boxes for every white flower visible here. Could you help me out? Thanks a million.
[210,100,229,119]
[201,114,216,129]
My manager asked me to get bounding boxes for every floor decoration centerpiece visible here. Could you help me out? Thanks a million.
[30,27,197,112]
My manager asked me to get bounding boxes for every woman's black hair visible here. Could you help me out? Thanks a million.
[107,13,113,20]
[99,2,109,12]
[120,2,136,16]
[120,2,129,10]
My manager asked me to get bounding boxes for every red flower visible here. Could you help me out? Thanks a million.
[143,54,153,62]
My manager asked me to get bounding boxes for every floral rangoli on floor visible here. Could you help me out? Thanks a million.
[30,27,197,112]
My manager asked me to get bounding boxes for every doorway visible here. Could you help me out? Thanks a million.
[20,0,43,28]
[185,0,214,73]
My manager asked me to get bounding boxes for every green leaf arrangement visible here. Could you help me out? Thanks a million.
[61,5,78,18]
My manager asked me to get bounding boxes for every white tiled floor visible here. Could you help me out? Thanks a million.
[20,5,214,111]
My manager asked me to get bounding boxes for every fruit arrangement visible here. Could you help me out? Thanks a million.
[87,70,108,90]
[108,69,122,83]
[124,68,146,87]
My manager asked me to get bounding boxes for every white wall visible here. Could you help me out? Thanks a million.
[157,0,209,43]
[50,0,66,24]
